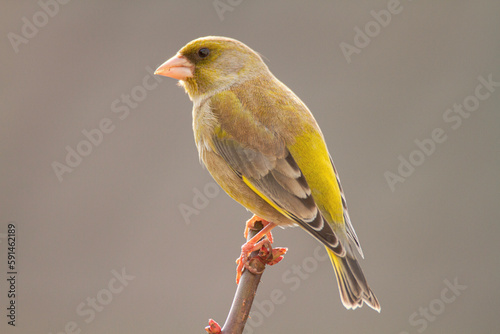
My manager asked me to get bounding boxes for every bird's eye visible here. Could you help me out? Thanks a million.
[198,48,210,58]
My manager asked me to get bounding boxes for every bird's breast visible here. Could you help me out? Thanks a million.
[192,99,218,164]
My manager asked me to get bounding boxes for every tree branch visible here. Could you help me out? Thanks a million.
[205,220,286,334]
[221,221,265,334]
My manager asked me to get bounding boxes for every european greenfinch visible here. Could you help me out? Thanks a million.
[155,36,380,311]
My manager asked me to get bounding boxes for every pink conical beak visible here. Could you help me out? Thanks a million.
[154,54,194,80]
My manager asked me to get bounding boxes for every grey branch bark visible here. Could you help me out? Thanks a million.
[221,221,266,334]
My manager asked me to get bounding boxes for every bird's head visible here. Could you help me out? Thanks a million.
[155,36,268,100]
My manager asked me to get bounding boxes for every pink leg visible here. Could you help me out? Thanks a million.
[244,215,274,243]
[236,217,277,284]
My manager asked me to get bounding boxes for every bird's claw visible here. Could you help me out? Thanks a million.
[244,215,274,243]
[235,239,287,284]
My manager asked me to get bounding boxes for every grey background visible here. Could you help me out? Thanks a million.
[1,1,499,333]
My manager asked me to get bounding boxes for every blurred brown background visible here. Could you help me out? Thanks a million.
[1,1,499,333]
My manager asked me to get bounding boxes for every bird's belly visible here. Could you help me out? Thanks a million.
[201,149,296,227]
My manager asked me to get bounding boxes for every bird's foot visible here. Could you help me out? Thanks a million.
[244,215,274,243]
[236,218,286,284]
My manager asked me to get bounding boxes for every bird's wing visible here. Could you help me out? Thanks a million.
[208,90,346,256]
[330,157,363,257]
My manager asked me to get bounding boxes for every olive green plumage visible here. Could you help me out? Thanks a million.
[159,36,380,311]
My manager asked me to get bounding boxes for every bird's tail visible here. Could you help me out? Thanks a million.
[327,247,381,312]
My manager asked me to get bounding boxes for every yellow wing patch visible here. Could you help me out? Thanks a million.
[288,129,344,225]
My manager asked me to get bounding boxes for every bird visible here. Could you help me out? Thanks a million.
[154,36,380,312]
